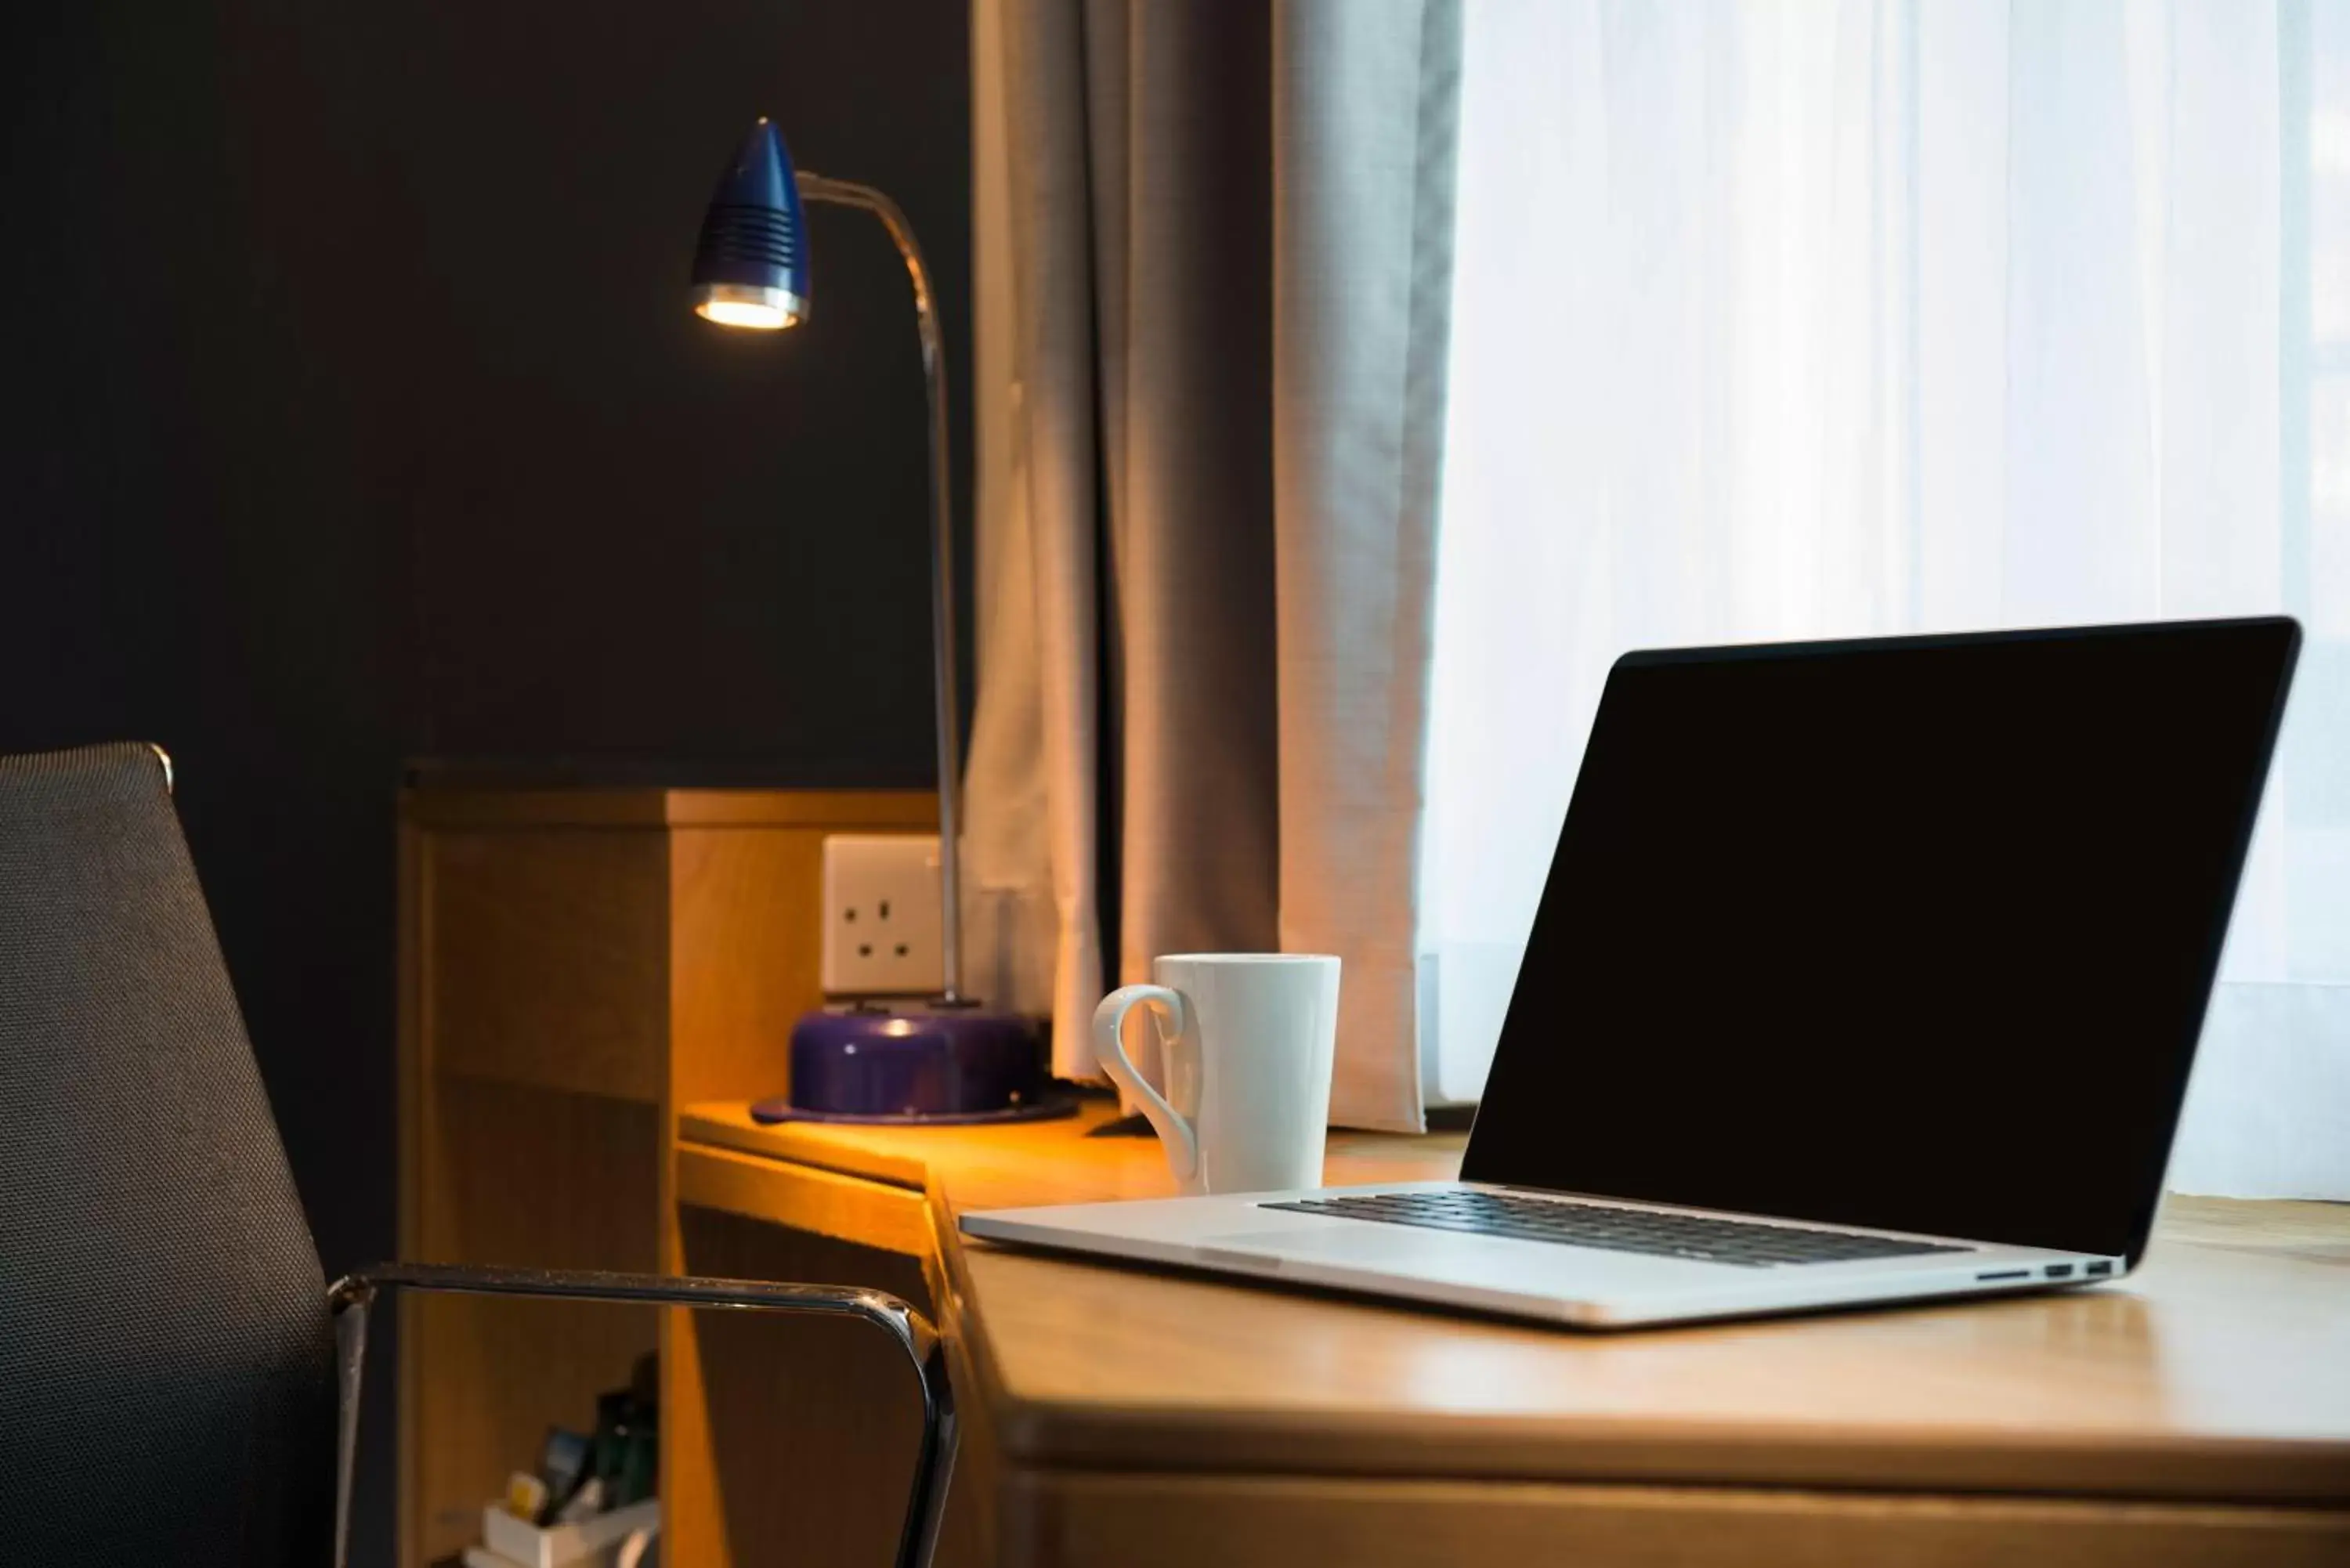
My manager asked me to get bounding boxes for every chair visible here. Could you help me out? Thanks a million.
[0,742,954,1567]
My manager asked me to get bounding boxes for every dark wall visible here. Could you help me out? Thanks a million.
[1,0,969,1548]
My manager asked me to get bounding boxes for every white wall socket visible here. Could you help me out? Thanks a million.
[821,834,945,998]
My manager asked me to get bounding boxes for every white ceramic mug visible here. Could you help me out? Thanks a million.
[1092,953,1341,1196]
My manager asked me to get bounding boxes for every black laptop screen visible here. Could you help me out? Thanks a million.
[1459,619,2298,1262]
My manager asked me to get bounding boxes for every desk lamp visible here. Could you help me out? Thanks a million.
[691,118,1060,1125]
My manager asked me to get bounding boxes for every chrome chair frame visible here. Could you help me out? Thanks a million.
[328,1263,955,1568]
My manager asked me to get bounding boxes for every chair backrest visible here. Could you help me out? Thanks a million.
[0,743,332,1564]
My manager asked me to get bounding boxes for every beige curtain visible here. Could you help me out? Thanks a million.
[964,0,1461,1132]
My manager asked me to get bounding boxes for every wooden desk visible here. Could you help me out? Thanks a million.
[675,1100,2350,1567]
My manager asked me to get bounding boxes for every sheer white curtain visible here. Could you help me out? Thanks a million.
[1426,0,2350,1196]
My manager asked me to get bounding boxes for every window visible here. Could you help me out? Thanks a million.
[1424,0,2348,1196]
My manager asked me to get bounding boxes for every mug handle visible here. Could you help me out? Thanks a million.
[1092,985,1198,1184]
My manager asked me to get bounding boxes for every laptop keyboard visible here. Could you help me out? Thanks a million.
[1260,1190,1972,1268]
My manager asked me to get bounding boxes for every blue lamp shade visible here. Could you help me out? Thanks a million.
[691,118,810,330]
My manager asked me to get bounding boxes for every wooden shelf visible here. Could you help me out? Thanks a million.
[677,1139,935,1257]
[396,782,937,1568]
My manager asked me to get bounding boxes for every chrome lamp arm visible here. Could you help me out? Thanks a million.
[327,1263,955,1568]
[797,172,967,1003]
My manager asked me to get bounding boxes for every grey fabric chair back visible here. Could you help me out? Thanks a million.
[0,743,333,1563]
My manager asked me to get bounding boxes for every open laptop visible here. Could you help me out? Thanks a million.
[963,618,2301,1329]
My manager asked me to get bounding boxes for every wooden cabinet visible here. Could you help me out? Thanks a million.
[396,782,934,1568]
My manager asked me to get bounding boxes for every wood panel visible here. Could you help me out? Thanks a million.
[667,1207,938,1568]
[404,786,935,831]
[678,1142,933,1256]
[410,1076,661,1563]
[666,790,936,829]
[657,812,938,1568]
[667,826,827,1109]
[1007,1472,2350,1568]
[395,816,428,1568]
[663,822,824,1568]
[935,1308,1002,1568]
[425,829,667,1103]
[400,786,936,1568]
[404,789,683,830]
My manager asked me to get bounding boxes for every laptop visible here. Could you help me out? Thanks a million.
[962,618,2301,1329]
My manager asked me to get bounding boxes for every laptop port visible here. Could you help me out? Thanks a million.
[2085,1260,2113,1277]
[2044,1263,2074,1279]
[1976,1269,2030,1281]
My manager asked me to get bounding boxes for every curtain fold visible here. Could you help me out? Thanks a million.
[964,0,1101,1057]
[1099,2,1283,993]
[967,0,1461,1129]
[1273,1,1462,1127]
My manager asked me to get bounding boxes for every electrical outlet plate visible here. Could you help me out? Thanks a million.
[821,834,945,998]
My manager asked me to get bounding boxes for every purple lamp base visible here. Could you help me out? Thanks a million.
[752,1003,1072,1126]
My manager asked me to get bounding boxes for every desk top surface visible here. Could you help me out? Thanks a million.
[678,1099,2350,1505]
